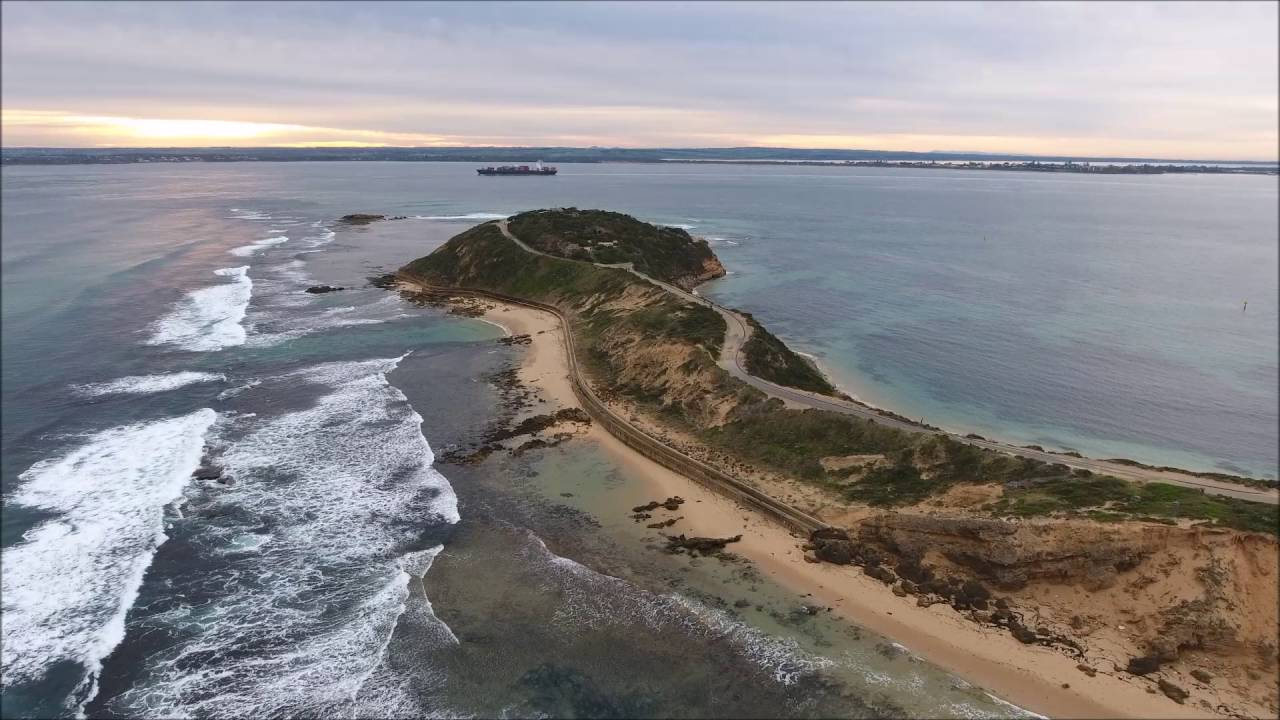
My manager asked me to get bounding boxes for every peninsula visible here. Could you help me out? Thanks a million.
[398,209,1278,719]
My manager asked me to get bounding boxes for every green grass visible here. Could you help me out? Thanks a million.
[738,312,838,396]
[992,476,1278,535]
[508,208,721,286]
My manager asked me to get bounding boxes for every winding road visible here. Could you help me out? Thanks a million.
[497,220,1277,505]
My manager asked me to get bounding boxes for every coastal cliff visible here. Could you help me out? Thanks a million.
[400,209,1278,717]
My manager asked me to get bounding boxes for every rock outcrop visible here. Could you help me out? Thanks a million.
[858,514,1155,590]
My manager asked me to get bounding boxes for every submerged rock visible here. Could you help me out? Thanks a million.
[193,465,223,480]
[340,213,385,224]
[664,534,742,555]
[305,285,345,294]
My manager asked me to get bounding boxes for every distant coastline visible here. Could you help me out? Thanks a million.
[3,146,1277,174]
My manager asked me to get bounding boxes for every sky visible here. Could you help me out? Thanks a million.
[1,1,1277,160]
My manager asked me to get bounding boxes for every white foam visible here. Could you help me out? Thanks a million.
[75,371,226,397]
[411,212,509,221]
[101,357,457,717]
[301,229,336,248]
[216,379,261,400]
[228,236,288,257]
[664,223,697,230]
[519,531,828,686]
[246,295,409,347]
[147,267,252,352]
[228,209,271,221]
[0,410,217,700]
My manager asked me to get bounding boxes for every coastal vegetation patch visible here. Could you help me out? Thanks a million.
[508,208,725,289]
[737,312,839,396]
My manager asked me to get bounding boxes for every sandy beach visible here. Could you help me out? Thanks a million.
[464,296,1212,720]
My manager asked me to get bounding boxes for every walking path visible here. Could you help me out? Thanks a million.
[497,220,1278,505]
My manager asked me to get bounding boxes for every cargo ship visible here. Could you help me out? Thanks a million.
[477,161,558,176]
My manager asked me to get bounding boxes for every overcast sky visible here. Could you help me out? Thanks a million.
[2,1,1276,159]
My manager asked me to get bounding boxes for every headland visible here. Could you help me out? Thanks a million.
[396,208,1279,719]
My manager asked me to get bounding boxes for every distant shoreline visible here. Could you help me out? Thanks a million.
[3,147,1276,175]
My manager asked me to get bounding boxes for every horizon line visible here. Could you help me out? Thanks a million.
[3,144,1277,165]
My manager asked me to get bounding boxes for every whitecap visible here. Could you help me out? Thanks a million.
[664,223,697,230]
[146,267,252,352]
[74,371,226,397]
[228,235,288,257]
[0,409,217,705]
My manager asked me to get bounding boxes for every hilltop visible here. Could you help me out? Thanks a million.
[507,208,726,290]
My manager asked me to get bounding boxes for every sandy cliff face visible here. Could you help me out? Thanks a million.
[672,254,727,291]
[856,513,1279,715]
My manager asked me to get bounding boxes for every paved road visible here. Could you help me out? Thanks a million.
[497,220,1278,505]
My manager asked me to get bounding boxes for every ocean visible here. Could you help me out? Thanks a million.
[1,161,1274,718]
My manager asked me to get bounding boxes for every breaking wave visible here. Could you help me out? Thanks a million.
[146,267,252,352]
[74,371,226,397]
[228,235,288,257]
[1,410,217,710]
[98,356,456,717]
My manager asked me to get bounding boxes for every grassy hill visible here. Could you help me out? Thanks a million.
[507,208,725,289]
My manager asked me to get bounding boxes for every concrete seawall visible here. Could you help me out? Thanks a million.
[398,275,826,537]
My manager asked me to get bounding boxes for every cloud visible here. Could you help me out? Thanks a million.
[1,1,1276,158]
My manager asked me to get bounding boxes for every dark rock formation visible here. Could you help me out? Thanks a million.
[1126,655,1163,676]
[1190,669,1213,684]
[305,285,345,294]
[809,527,858,565]
[859,514,1153,590]
[1158,678,1190,704]
[340,213,385,224]
[664,534,742,556]
[193,465,223,480]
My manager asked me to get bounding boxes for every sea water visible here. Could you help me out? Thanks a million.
[2,162,1273,717]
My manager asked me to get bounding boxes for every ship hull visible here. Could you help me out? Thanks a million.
[476,169,558,176]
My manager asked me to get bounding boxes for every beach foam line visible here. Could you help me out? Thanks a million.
[74,371,226,397]
[228,236,288,257]
[146,266,252,352]
[0,409,217,708]
[518,530,829,687]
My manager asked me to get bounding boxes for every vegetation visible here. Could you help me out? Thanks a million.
[404,220,727,403]
[738,312,839,396]
[508,208,722,287]
[991,476,1278,536]
[1105,457,1278,490]
[403,212,1278,538]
